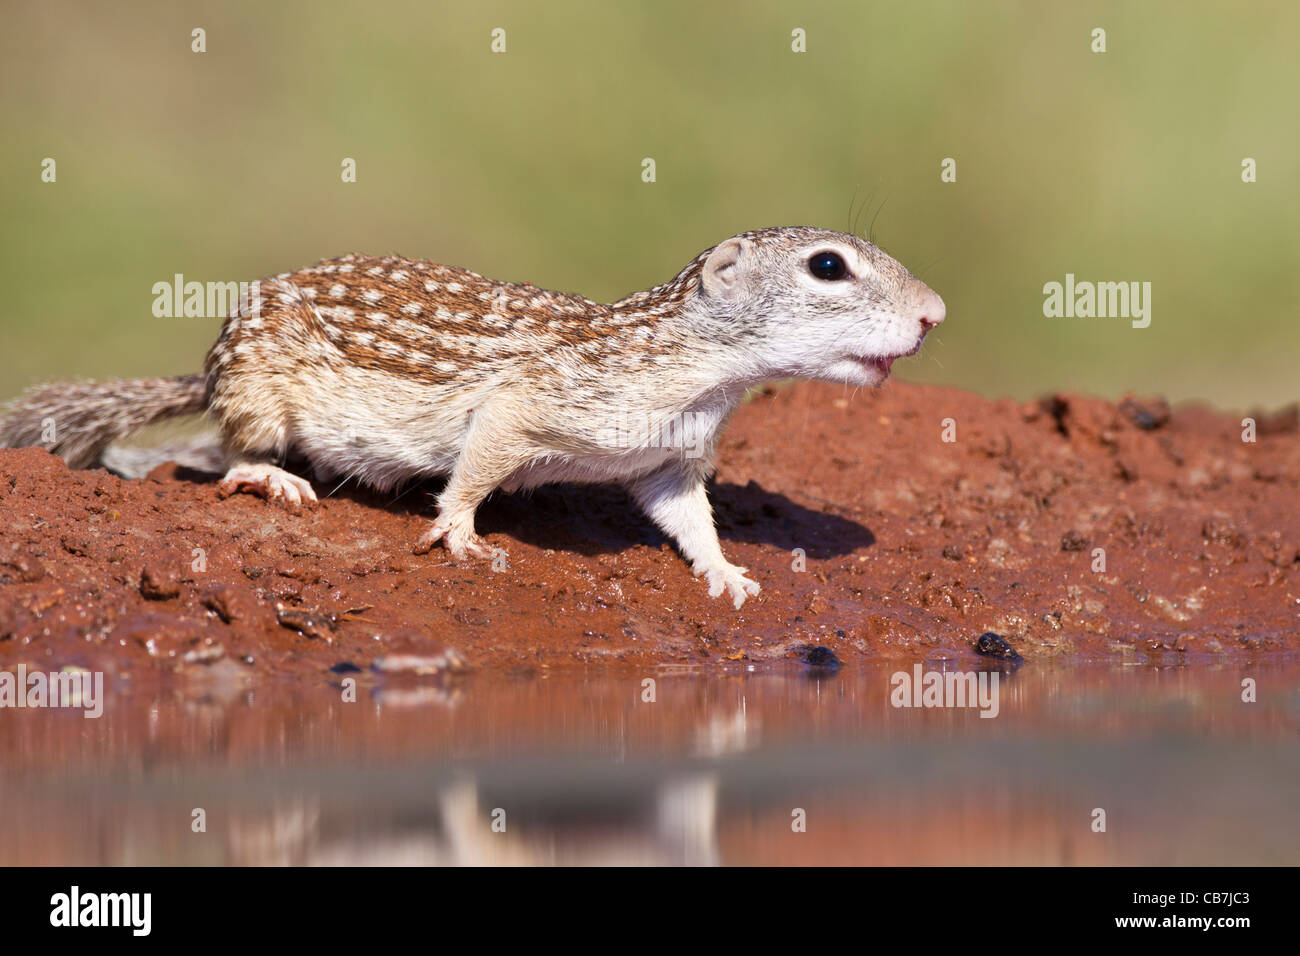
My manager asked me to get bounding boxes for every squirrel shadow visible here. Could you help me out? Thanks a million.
[174,460,874,561]
[405,476,873,560]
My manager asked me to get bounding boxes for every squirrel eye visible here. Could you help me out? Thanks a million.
[808,251,848,281]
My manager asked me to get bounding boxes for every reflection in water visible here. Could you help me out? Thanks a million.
[224,775,720,866]
[1,662,1297,865]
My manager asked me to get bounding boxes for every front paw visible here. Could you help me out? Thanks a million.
[698,562,761,609]
[413,514,495,560]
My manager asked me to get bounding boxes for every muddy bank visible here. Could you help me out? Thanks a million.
[0,381,1296,677]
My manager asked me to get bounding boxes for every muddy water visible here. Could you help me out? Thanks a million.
[2,661,1297,865]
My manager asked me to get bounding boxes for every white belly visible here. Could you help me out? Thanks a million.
[286,364,487,491]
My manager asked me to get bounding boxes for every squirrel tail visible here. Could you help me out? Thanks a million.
[0,374,209,469]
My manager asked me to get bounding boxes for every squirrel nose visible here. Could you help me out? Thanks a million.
[915,290,946,331]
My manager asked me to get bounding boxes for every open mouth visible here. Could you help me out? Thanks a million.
[848,339,926,376]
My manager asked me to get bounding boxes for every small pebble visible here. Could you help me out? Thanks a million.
[973,632,1023,662]
[803,645,841,668]
[371,650,466,675]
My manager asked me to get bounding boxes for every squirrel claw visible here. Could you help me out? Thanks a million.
[414,515,494,560]
[699,563,761,609]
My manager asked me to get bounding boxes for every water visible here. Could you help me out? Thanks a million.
[3,661,1298,865]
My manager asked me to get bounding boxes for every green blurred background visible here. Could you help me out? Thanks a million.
[3,0,1297,409]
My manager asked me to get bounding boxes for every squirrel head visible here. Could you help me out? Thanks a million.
[689,226,945,387]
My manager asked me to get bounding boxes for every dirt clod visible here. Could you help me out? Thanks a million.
[1061,530,1088,552]
[276,605,337,641]
[1119,396,1172,431]
[140,564,180,600]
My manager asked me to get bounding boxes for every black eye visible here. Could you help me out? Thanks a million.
[808,251,848,281]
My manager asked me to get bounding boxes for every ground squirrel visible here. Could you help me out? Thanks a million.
[1,227,945,607]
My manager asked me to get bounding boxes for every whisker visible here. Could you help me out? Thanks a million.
[387,481,423,507]
[326,473,355,498]
[845,185,863,235]
[868,197,888,244]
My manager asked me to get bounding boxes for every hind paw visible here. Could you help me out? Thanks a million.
[218,463,318,510]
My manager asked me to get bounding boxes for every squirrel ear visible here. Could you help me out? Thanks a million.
[701,237,752,300]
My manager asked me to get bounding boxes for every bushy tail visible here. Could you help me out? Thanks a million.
[0,374,208,469]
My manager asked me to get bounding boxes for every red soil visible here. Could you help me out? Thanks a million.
[1,381,1296,677]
